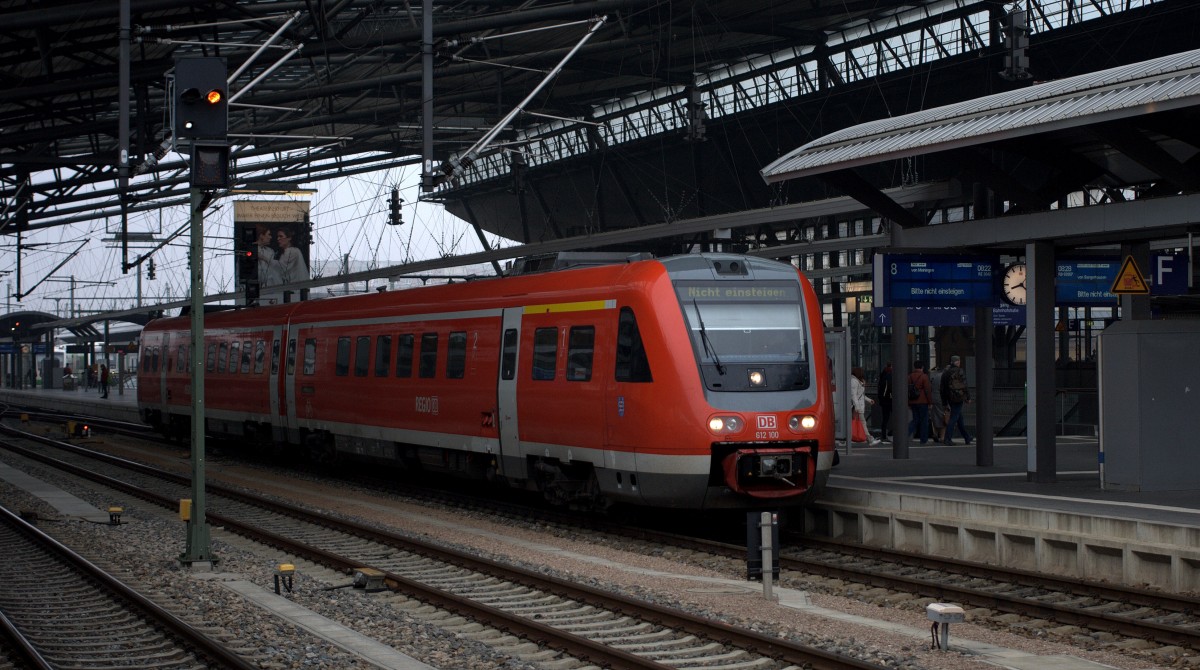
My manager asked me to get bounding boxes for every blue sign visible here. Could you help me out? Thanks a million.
[991,302,1025,326]
[1056,259,1119,304]
[1055,254,1189,303]
[879,254,999,307]
[1150,253,1189,295]
[872,302,1024,327]
[0,343,47,354]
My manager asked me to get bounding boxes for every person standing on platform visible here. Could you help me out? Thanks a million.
[941,355,973,445]
[907,360,933,444]
[929,362,947,443]
[99,364,109,399]
[876,361,893,441]
[850,367,882,446]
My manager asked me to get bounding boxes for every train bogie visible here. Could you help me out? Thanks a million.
[137,253,834,511]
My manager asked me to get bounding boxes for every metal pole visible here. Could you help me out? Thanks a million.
[448,16,607,178]
[974,304,994,466]
[181,188,211,566]
[760,512,775,601]
[891,307,909,459]
[119,0,131,273]
[422,0,434,190]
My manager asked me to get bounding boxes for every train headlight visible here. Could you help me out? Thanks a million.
[788,414,817,432]
[747,369,766,387]
[707,415,744,434]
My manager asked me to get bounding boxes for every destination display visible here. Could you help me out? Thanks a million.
[876,254,999,307]
[1056,259,1120,305]
[677,282,800,303]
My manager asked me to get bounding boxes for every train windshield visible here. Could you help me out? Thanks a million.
[676,281,811,391]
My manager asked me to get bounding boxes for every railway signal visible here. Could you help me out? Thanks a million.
[237,226,260,304]
[174,58,228,141]
[388,187,404,226]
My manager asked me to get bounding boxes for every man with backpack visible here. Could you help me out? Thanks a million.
[906,361,933,444]
[940,355,972,445]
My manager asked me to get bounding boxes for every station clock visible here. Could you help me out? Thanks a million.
[1002,262,1027,306]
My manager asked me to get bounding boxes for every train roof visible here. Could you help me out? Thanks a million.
[142,253,803,332]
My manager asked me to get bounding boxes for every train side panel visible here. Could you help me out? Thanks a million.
[137,253,834,511]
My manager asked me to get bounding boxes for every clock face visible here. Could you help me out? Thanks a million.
[1002,263,1027,306]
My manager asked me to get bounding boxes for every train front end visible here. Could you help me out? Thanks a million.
[663,254,834,509]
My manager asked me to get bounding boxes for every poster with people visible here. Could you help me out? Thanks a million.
[233,201,312,304]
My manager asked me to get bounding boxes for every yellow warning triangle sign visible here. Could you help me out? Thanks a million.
[1110,255,1150,295]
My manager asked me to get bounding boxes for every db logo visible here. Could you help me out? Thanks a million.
[756,416,777,430]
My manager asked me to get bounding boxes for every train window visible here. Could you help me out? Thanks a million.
[375,335,391,377]
[229,342,240,374]
[615,307,653,382]
[241,340,252,373]
[532,327,557,381]
[447,331,466,379]
[177,345,187,374]
[254,341,266,374]
[335,337,351,376]
[354,336,370,377]
[500,329,518,380]
[218,342,229,373]
[286,338,297,375]
[206,343,216,372]
[272,339,281,375]
[303,338,317,375]
[419,333,438,378]
[396,334,414,378]
[143,352,152,372]
[567,326,595,382]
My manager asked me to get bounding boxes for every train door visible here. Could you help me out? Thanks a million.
[268,325,285,442]
[157,333,170,413]
[283,329,300,444]
[496,308,522,477]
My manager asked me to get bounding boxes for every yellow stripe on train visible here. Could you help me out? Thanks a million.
[523,299,616,314]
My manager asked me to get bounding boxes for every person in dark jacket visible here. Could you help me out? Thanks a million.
[907,360,933,444]
[99,364,109,399]
[940,355,972,445]
[876,361,893,441]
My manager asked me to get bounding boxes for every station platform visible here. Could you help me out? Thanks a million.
[811,438,1200,592]
[0,385,142,424]
[2,384,1195,592]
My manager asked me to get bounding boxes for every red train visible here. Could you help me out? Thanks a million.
[137,253,834,510]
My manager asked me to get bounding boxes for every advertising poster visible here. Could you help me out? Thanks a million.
[233,200,311,304]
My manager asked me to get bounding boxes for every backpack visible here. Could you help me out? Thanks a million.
[947,367,968,402]
[907,378,920,401]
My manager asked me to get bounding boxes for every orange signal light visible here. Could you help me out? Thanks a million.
[206,89,223,104]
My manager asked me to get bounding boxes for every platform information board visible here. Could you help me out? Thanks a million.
[1057,254,1188,303]
[1056,259,1120,304]
[875,254,999,307]
[872,302,1024,327]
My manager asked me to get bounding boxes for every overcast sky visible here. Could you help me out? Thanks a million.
[4,162,516,319]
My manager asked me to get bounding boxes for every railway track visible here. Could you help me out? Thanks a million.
[0,503,257,670]
[322,470,1200,656]
[0,422,886,670]
[8,412,1198,662]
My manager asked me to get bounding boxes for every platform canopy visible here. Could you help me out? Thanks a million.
[762,47,1200,195]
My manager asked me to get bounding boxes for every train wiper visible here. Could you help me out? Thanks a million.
[692,299,726,376]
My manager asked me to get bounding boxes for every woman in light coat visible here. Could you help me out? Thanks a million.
[850,367,881,446]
